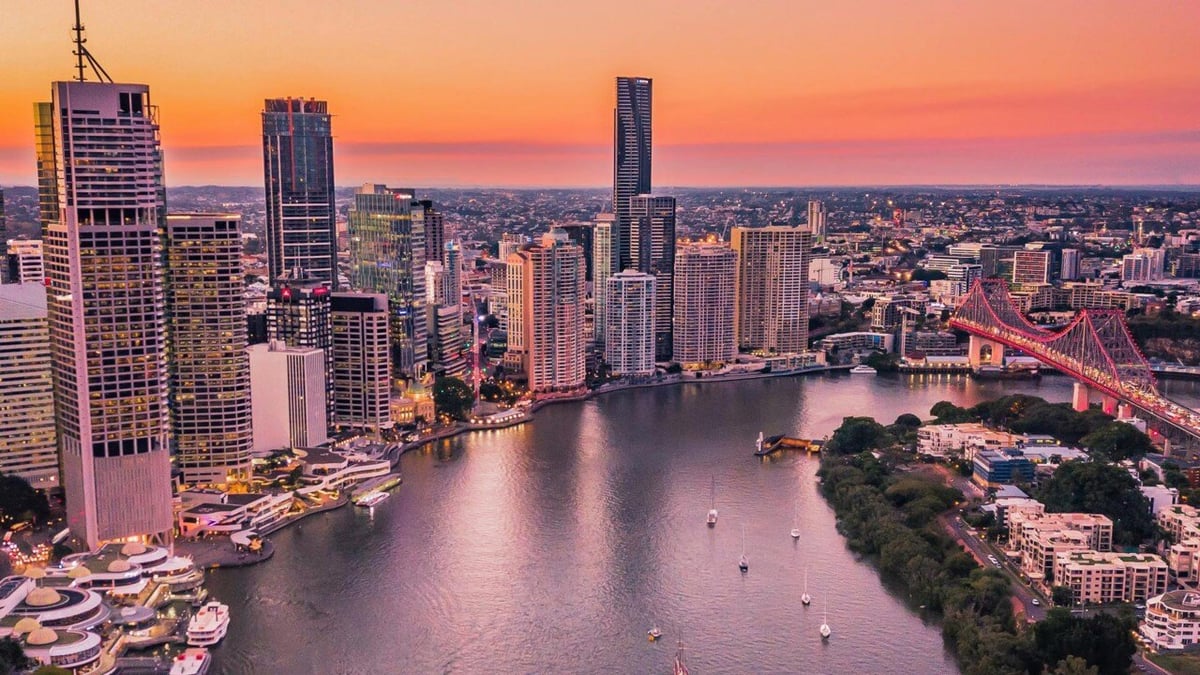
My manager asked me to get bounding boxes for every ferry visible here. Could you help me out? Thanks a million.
[849,365,878,375]
[186,602,230,647]
[354,491,390,508]
[170,648,212,675]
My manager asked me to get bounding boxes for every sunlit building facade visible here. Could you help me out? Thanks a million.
[604,270,656,377]
[331,293,392,434]
[673,244,736,366]
[0,283,58,489]
[731,226,813,355]
[508,230,586,394]
[629,194,675,360]
[613,77,652,273]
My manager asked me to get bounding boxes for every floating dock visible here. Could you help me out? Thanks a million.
[754,435,823,456]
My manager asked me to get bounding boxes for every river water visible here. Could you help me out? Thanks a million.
[205,373,1200,674]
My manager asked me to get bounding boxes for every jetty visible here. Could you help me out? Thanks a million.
[754,433,823,457]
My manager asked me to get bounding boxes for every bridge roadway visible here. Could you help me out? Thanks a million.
[950,315,1200,453]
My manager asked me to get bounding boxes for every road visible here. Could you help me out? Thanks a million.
[941,512,1048,622]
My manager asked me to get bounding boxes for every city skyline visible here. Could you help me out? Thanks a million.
[3,2,1200,187]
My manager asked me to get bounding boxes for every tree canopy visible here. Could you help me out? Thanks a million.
[433,376,475,421]
[1035,462,1154,546]
[0,473,50,527]
[1032,609,1135,675]
[823,416,895,455]
[1078,422,1154,462]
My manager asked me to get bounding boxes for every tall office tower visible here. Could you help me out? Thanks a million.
[1122,250,1165,283]
[604,270,656,377]
[442,241,463,308]
[267,270,334,425]
[416,199,445,267]
[424,261,467,378]
[1012,249,1051,285]
[262,97,337,287]
[557,222,595,282]
[592,214,615,347]
[0,284,58,489]
[613,76,652,273]
[348,184,427,381]
[166,214,253,485]
[731,226,814,355]
[978,245,1001,278]
[6,239,45,285]
[248,342,328,453]
[507,229,586,394]
[1060,248,1081,281]
[1133,247,1166,281]
[629,194,675,360]
[37,81,172,549]
[673,244,736,366]
[807,199,827,241]
[331,293,392,435]
[498,232,529,262]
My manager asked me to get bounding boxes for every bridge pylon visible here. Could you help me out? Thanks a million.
[967,335,1005,367]
[1072,382,1090,413]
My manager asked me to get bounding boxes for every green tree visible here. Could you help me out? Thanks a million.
[0,636,32,675]
[0,473,50,526]
[1036,463,1154,547]
[824,416,895,455]
[433,376,475,421]
[32,667,73,675]
[893,413,922,429]
[930,401,976,424]
[1050,656,1098,675]
[1032,609,1135,675]
[1079,422,1154,461]
[1051,585,1074,607]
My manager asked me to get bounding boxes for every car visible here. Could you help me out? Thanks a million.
[1031,598,1041,606]
[1135,603,1146,610]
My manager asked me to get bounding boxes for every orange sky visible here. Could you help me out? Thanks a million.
[2,0,1199,186]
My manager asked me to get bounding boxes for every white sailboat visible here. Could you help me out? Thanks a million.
[819,598,831,639]
[738,525,749,572]
[790,501,801,539]
[706,476,718,527]
[801,568,811,606]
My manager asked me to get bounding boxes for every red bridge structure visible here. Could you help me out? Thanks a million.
[949,279,1200,456]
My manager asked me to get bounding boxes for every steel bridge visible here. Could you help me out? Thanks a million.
[949,279,1200,455]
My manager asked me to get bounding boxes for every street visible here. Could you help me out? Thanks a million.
[941,511,1048,621]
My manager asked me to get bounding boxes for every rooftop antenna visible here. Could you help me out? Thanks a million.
[71,0,112,83]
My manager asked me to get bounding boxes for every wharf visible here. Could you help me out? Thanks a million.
[349,473,402,500]
[754,435,823,457]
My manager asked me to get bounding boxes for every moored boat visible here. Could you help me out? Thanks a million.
[170,647,211,675]
[186,602,230,647]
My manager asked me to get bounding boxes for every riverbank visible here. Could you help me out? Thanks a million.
[176,495,348,570]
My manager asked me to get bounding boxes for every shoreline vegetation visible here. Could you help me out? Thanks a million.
[818,404,1139,675]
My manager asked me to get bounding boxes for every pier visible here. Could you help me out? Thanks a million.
[754,434,823,457]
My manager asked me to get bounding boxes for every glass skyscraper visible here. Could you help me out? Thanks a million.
[613,77,652,274]
[262,98,337,286]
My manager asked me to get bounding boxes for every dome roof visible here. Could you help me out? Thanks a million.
[120,542,147,556]
[12,618,41,635]
[26,627,58,646]
[67,565,92,579]
[22,566,46,579]
[25,587,62,607]
[107,559,132,573]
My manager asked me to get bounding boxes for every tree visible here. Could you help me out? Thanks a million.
[1036,463,1154,547]
[32,667,73,675]
[1079,422,1154,462]
[0,637,32,675]
[911,268,948,282]
[864,350,899,372]
[0,473,50,527]
[1032,609,1135,675]
[930,401,976,424]
[433,376,474,421]
[893,413,922,429]
[824,416,895,455]
[1051,585,1074,607]
[1050,656,1098,675]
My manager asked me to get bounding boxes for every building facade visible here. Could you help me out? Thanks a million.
[592,215,615,347]
[330,293,392,435]
[0,284,58,489]
[613,77,652,273]
[731,226,813,354]
[807,199,826,241]
[248,342,328,453]
[262,98,337,286]
[348,184,428,380]
[1054,551,1169,605]
[165,214,253,486]
[507,230,586,394]
[37,81,173,548]
[628,194,675,360]
[1012,249,1051,285]
[673,244,736,366]
[267,271,333,426]
[5,239,44,285]
[604,270,656,377]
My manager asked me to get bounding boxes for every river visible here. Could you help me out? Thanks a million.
[204,373,1200,674]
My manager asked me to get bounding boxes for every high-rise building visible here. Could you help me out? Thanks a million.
[613,76,652,273]
[605,270,656,377]
[248,342,328,453]
[498,232,529,262]
[441,241,463,308]
[558,222,595,282]
[948,263,984,296]
[416,199,445,268]
[1123,247,1166,282]
[348,184,427,380]
[6,239,45,285]
[331,293,392,435]
[0,188,6,283]
[267,270,333,425]
[38,81,173,549]
[731,226,814,354]
[807,200,827,241]
[592,215,615,347]
[166,214,253,485]
[1012,249,1052,285]
[0,284,58,490]
[425,261,467,377]
[507,229,586,394]
[1060,248,1081,281]
[262,98,337,286]
[673,244,736,366]
[629,194,676,360]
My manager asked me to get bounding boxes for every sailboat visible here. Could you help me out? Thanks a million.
[673,641,690,675]
[790,501,801,539]
[819,598,831,639]
[801,568,812,606]
[706,476,718,527]
[738,525,749,572]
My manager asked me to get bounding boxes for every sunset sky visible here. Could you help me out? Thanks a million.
[2,1,1199,187]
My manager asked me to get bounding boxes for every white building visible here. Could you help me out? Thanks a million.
[1054,551,1169,605]
[807,199,827,240]
[1143,591,1200,650]
[809,258,841,286]
[0,284,58,489]
[5,239,44,284]
[604,270,656,376]
[673,243,736,366]
[507,229,586,394]
[248,341,329,454]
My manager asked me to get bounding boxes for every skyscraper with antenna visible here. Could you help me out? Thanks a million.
[37,2,173,549]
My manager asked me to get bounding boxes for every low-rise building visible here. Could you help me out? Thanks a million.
[815,331,892,356]
[916,423,1022,460]
[1143,591,1200,650]
[1158,504,1200,543]
[973,449,1035,488]
[1053,551,1169,605]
